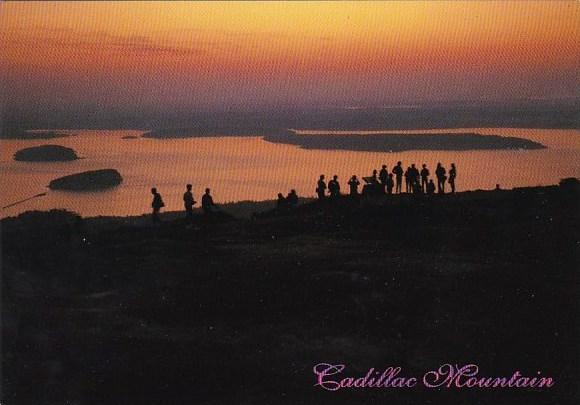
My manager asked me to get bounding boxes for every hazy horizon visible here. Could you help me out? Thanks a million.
[1,1,579,129]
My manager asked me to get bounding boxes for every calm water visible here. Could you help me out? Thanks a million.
[1,128,579,218]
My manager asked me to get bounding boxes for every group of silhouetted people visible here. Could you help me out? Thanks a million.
[315,162,457,200]
[150,185,218,223]
[150,162,457,222]
[277,189,299,210]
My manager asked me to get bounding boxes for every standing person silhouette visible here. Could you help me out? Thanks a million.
[435,163,447,194]
[183,184,196,218]
[386,173,395,195]
[316,175,327,200]
[348,175,360,196]
[409,164,419,192]
[328,175,340,199]
[392,162,403,193]
[151,187,164,223]
[449,163,457,193]
[202,188,216,214]
[404,166,411,193]
[420,164,430,193]
[379,164,389,194]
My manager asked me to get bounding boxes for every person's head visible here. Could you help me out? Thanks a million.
[429,179,434,183]
[382,164,387,169]
[151,187,157,194]
[333,175,338,180]
[352,175,357,179]
[278,193,284,198]
[411,164,416,168]
[186,184,192,191]
[291,189,296,194]
[422,164,426,168]
[320,174,325,180]
[397,161,402,166]
[437,162,441,167]
[373,169,377,175]
[205,188,210,194]
[451,163,456,168]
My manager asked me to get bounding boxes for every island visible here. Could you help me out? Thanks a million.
[48,169,122,191]
[13,145,79,162]
[1,128,72,140]
[142,126,281,138]
[263,131,546,152]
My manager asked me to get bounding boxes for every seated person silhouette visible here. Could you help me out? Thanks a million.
[286,189,299,207]
[427,179,436,195]
[277,193,287,210]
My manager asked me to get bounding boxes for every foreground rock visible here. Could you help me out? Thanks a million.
[48,169,122,191]
[13,145,79,162]
[1,184,578,404]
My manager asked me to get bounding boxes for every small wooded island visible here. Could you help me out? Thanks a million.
[48,169,123,191]
[0,129,71,140]
[13,145,79,162]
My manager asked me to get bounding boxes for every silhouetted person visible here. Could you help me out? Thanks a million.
[151,187,164,223]
[328,175,340,199]
[495,184,501,191]
[287,189,298,207]
[449,163,457,193]
[392,162,403,193]
[348,175,360,196]
[404,166,411,193]
[316,175,327,200]
[277,193,287,210]
[386,173,394,195]
[379,165,388,193]
[370,169,379,184]
[420,164,430,193]
[202,188,216,214]
[427,179,436,195]
[183,184,196,218]
[409,164,420,192]
[412,180,422,195]
[435,163,447,194]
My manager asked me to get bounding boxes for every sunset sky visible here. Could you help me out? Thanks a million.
[1,1,578,115]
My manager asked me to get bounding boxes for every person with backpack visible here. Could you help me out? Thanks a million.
[151,187,164,223]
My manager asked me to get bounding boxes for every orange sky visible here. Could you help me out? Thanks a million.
[1,1,578,111]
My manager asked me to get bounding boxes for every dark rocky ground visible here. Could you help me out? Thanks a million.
[2,184,579,404]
